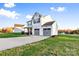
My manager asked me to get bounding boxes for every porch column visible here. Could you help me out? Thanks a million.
[29,28,30,35]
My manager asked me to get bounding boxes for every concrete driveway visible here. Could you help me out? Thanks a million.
[0,36,49,51]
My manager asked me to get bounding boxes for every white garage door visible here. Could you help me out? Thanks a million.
[43,28,51,36]
[34,29,39,35]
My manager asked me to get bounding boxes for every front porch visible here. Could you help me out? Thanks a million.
[27,27,32,35]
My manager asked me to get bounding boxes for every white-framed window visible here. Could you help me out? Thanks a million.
[27,21,32,26]
[32,13,41,24]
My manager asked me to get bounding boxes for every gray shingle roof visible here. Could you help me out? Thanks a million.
[42,21,55,26]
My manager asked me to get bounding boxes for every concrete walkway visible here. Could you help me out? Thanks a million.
[0,36,49,51]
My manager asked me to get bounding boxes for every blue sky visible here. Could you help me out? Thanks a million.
[0,3,79,29]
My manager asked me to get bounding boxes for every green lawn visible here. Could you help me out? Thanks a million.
[0,33,24,38]
[0,35,79,56]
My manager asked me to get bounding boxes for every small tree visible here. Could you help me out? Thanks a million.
[2,28,7,33]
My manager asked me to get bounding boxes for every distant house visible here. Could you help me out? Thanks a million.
[26,12,58,36]
[13,24,25,33]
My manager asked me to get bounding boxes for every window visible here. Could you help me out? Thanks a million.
[43,28,51,30]
[33,14,41,24]
[27,21,32,26]
[33,18,40,24]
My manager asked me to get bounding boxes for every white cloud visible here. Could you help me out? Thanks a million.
[26,15,32,20]
[0,8,19,19]
[50,7,55,10]
[56,7,65,12]
[4,3,16,8]
[50,7,65,12]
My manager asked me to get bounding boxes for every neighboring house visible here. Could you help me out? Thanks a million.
[27,12,58,36]
[13,24,25,33]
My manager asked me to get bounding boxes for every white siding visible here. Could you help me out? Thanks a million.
[40,28,43,35]
[51,22,58,35]
[41,15,54,25]
[32,23,41,35]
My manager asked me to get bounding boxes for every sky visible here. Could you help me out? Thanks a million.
[0,3,79,29]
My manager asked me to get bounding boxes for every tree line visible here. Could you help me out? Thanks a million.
[58,29,79,34]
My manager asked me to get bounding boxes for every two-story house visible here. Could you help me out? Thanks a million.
[27,12,58,36]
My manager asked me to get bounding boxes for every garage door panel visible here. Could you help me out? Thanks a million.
[43,28,51,36]
[34,29,39,35]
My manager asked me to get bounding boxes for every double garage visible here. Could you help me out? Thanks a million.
[34,28,51,36]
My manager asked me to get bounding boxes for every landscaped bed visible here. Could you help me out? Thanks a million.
[0,33,25,38]
[0,35,79,56]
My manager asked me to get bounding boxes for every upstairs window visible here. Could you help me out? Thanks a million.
[33,18,40,24]
[33,15,41,24]
[27,21,32,26]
